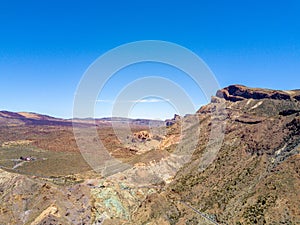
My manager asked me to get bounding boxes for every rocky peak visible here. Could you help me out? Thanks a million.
[165,114,181,127]
[216,84,300,102]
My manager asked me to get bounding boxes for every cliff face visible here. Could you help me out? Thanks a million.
[216,84,300,102]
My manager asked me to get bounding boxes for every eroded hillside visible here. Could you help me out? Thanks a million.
[0,85,299,224]
[132,85,300,224]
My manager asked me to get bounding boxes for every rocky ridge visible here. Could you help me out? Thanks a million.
[216,84,300,102]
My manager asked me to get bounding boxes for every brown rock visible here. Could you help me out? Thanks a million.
[216,85,292,102]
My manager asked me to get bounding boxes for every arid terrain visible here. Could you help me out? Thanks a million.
[0,85,299,225]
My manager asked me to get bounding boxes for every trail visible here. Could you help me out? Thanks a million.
[179,200,219,225]
[12,161,26,169]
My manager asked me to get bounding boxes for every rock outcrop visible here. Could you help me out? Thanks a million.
[133,130,152,141]
[216,84,300,102]
[165,114,181,127]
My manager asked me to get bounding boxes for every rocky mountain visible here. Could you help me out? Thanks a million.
[0,85,299,224]
[131,85,300,224]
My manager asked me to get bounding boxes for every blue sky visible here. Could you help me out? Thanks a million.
[1,0,300,119]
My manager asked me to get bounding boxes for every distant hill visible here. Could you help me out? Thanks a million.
[0,111,70,126]
[0,110,164,127]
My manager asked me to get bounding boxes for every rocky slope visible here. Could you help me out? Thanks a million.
[131,85,300,224]
[0,85,300,224]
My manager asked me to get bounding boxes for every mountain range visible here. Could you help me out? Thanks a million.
[0,85,299,224]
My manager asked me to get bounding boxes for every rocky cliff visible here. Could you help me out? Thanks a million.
[216,84,300,102]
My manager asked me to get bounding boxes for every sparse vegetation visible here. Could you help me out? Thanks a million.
[1,85,300,224]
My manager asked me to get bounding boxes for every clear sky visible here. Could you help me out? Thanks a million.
[1,0,300,119]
